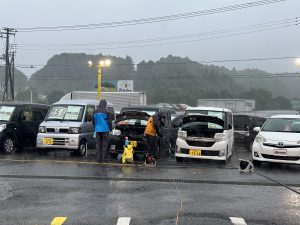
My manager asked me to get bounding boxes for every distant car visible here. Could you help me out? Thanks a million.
[0,102,49,153]
[175,107,234,163]
[233,114,266,150]
[252,115,300,166]
[109,106,173,158]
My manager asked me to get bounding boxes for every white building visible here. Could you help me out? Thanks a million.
[197,99,255,112]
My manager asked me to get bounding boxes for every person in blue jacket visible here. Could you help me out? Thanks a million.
[92,99,113,162]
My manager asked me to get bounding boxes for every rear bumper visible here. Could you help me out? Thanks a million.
[109,135,148,154]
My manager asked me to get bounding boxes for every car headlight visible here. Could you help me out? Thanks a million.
[112,129,121,136]
[178,130,187,139]
[214,133,226,142]
[38,126,46,133]
[254,135,266,143]
[0,124,7,132]
[68,127,81,134]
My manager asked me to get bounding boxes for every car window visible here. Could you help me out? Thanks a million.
[85,105,95,121]
[21,106,33,122]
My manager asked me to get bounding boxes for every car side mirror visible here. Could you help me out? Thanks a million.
[229,124,233,130]
[253,127,261,133]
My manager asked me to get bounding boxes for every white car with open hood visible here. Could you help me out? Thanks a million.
[175,107,234,163]
[252,115,300,165]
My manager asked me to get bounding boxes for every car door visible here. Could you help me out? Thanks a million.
[84,105,96,149]
[159,110,172,156]
[32,107,48,145]
[18,106,36,147]
[227,112,234,153]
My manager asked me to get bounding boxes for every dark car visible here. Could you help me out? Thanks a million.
[0,102,49,153]
[109,106,173,158]
[233,114,266,150]
[170,114,184,153]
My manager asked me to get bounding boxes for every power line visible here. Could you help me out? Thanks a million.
[18,17,298,48]
[16,19,299,51]
[17,0,286,32]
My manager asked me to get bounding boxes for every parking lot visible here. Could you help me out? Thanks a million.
[0,145,299,225]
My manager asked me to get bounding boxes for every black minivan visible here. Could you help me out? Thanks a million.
[0,102,49,153]
[109,105,173,158]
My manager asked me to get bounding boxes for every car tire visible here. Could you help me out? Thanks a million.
[77,141,87,156]
[37,148,49,155]
[110,152,118,159]
[2,136,16,154]
[253,160,262,167]
[176,156,183,163]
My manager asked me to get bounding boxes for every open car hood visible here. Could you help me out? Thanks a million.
[182,115,224,127]
[116,110,150,123]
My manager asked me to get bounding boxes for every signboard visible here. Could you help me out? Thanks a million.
[117,80,134,92]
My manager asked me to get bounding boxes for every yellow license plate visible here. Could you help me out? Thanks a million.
[189,149,201,156]
[129,141,137,147]
[43,138,54,145]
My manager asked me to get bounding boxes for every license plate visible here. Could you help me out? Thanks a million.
[43,138,54,145]
[273,149,287,155]
[129,141,137,147]
[189,149,201,156]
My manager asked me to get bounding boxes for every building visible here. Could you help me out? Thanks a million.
[197,99,255,112]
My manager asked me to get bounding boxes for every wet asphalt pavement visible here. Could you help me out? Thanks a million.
[0,145,299,225]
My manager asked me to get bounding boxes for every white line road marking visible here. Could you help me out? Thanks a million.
[117,217,131,225]
[229,217,247,225]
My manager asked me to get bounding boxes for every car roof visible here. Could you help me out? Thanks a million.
[0,102,49,107]
[269,115,300,119]
[121,105,170,111]
[54,99,113,106]
[186,106,232,113]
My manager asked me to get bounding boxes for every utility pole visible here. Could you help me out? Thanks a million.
[0,27,17,101]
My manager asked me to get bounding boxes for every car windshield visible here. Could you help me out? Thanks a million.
[185,110,226,121]
[261,118,300,132]
[45,105,85,122]
[122,109,157,116]
[0,106,15,121]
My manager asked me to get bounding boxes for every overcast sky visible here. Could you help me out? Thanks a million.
[1,0,300,76]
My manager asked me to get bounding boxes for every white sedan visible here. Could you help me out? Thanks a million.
[252,115,300,166]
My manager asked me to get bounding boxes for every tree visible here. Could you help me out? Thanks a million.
[47,90,65,104]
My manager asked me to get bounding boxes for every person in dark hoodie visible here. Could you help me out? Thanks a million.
[93,99,113,162]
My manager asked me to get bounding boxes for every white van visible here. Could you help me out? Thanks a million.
[175,107,234,163]
[36,99,114,156]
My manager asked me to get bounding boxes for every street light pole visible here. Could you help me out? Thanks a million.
[88,59,111,101]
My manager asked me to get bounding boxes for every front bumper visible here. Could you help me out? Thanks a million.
[175,138,227,161]
[252,142,300,165]
[109,135,148,154]
[37,133,81,150]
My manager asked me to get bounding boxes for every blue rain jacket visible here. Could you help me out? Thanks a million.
[94,112,110,133]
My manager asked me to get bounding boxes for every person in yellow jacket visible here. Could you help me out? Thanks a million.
[144,112,164,159]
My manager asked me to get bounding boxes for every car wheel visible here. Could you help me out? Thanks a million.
[253,160,262,167]
[37,148,49,155]
[176,156,183,163]
[2,136,16,154]
[110,152,118,159]
[77,141,87,156]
